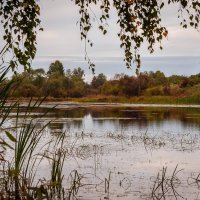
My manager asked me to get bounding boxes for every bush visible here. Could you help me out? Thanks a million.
[144,86,164,96]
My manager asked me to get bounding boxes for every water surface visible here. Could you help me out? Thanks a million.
[6,103,200,199]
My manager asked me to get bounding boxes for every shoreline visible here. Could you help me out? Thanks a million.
[8,95,200,106]
[8,96,200,109]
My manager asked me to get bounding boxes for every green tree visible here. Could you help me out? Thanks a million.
[69,68,85,97]
[189,73,200,86]
[149,71,167,86]
[72,67,84,79]
[31,68,45,88]
[61,67,86,97]
[168,75,185,85]
[44,77,66,98]
[47,60,65,76]
[119,75,140,96]
[101,80,120,96]
[64,69,73,90]
[11,70,40,97]
[91,73,107,89]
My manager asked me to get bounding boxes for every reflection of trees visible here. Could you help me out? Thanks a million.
[179,114,200,130]
[48,120,83,135]
[69,120,83,130]
[63,119,83,132]
[48,122,64,135]
[120,119,149,130]
[50,108,86,118]
[88,107,200,130]
[8,106,200,133]
[93,119,104,127]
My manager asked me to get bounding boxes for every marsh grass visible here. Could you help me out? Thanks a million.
[60,95,200,105]
[42,133,67,199]
[104,171,111,199]
[0,98,52,199]
[0,92,85,200]
[67,170,83,199]
[151,165,183,200]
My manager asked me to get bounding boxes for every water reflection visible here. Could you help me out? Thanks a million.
[5,104,200,199]
[9,105,200,136]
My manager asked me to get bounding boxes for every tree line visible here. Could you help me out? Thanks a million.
[4,60,200,99]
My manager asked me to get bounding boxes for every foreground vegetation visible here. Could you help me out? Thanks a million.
[4,60,200,104]
[0,100,82,199]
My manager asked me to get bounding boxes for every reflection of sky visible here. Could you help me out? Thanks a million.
[7,107,200,136]
[80,118,199,136]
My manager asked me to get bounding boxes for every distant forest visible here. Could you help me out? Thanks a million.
[4,60,200,99]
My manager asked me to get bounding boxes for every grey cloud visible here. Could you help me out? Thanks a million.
[35,0,200,58]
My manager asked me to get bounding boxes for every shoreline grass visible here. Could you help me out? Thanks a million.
[8,95,200,105]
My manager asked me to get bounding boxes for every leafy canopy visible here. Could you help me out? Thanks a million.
[0,0,41,71]
[47,60,65,76]
[0,0,200,73]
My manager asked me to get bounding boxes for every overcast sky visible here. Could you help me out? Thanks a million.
[35,0,200,58]
[0,0,200,79]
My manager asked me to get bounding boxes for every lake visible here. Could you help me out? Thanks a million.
[5,103,200,199]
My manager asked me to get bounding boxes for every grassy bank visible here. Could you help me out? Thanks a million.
[69,95,200,105]
[9,95,200,105]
